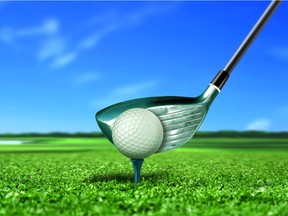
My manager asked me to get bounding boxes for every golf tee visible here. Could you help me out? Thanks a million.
[131,159,144,184]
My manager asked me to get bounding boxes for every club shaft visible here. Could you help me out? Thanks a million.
[224,0,281,74]
[211,0,281,90]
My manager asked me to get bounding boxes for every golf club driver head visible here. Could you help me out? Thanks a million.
[96,84,219,153]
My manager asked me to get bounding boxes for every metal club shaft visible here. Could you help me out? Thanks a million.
[211,0,281,90]
[224,0,281,74]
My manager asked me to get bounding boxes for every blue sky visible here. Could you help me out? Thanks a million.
[0,1,287,133]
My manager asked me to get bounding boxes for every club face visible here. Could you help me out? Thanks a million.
[149,103,207,152]
[96,84,219,153]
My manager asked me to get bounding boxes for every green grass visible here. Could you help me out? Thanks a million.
[0,138,109,152]
[0,138,288,215]
[1,137,288,152]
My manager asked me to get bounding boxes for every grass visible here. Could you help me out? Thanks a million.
[0,138,109,152]
[0,137,288,215]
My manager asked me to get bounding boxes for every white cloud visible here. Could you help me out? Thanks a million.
[17,19,59,37]
[113,81,157,96]
[125,3,175,26]
[77,28,110,50]
[270,47,288,61]
[78,3,175,52]
[0,19,59,44]
[0,3,176,68]
[78,34,102,50]
[0,18,69,68]
[50,52,78,68]
[246,119,271,131]
[38,36,66,60]
[72,72,101,86]
[91,80,158,108]
[74,3,177,63]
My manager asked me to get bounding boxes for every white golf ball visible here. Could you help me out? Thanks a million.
[112,108,163,159]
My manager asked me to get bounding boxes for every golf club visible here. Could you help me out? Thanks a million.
[96,0,281,183]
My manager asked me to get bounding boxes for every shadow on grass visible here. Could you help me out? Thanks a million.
[85,171,169,183]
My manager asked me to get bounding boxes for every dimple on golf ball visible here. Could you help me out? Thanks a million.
[112,108,163,159]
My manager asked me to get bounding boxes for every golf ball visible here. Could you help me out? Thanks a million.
[112,108,163,159]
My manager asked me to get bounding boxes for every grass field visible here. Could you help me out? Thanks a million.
[0,137,288,215]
